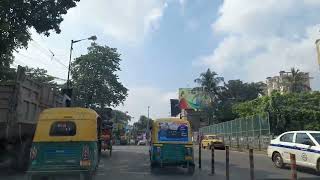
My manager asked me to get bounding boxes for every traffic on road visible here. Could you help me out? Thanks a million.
[2,145,320,180]
[3,1,320,180]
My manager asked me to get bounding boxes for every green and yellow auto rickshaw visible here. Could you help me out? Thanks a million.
[28,108,102,180]
[149,118,195,174]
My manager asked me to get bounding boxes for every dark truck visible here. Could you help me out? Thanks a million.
[0,66,67,171]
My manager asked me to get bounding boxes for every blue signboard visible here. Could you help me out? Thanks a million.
[158,122,188,142]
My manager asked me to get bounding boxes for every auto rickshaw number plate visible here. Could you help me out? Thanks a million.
[80,160,91,166]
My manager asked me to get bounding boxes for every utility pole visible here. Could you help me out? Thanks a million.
[146,106,150,145]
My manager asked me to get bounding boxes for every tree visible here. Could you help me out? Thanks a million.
[111,110,131,125]
[194,69,224,124]
[223,80,266,101]
[0,0,80,80]
[214,80,266,122]
[233,92,320,135]
[0,65,60,89]
[281,68,310,93]
[25,66,58,87]
[132,115,153,138]
[71,43,128,110]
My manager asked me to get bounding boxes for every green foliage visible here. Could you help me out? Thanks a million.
[223,80,266,100]
[215,80,267,122]
[111,110,131,125]
[25,66,58,87]
[194,68,224,124]
[0,66,15,82]
[194,69,266,124]
[281,68,310,93]
[133,115,153,135]
[71,43,128,110]
[0,66,59,89]
[233,92,320,134]
[0,0,79,80]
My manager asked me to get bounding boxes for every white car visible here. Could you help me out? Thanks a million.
[268,131,320,171]
[137,140,147,145]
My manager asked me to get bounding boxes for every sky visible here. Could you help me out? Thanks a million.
[13,0,320,123]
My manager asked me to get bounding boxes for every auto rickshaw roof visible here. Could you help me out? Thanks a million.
[154,118,190,124]
[39,107,99,120]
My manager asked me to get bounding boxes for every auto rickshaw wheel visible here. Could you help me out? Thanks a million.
[28,174,52,180]
[187,165,195,175]
[80,172,95,180]
[109,146,112,156]
[150,162,157,173]
[15,139,32,171]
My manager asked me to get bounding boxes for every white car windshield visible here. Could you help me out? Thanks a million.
[310,133,320,144]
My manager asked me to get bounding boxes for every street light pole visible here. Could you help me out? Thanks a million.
[66,35,97,89]
[67,40,73,88]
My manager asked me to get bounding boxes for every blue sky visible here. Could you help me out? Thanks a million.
[13,0,320,122]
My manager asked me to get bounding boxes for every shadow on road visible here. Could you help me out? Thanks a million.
[281,165,320,177]
[150,167,193,176]
[100,150,112,159]
[0,168,24,176]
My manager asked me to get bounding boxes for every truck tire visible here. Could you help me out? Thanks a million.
[15,139,32,171]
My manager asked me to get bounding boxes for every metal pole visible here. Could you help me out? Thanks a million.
[211,143,215,175]
[258,135,261,151]
[290,154,297,180]
[199,136,202,169]
[67,40,73,89]
[146,106,150,146]
[226,146,230,180]
[249,149,255,180]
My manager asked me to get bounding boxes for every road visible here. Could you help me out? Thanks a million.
[1,145,319,180]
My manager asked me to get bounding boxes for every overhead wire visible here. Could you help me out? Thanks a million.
[12,61,67,82]
[9,36,70,83]
[33,37,70,67]
[29,40,68,68]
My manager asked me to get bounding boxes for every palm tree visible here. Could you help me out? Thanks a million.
[194,69,224,124]
[282,68,310,93]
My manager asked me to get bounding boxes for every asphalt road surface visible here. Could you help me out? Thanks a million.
[1,145,320,180]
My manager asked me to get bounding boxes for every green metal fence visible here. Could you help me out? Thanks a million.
[199,113,271,150]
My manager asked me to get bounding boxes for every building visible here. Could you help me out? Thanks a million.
[266,70,311,95]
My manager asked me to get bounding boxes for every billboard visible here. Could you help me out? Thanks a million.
[178,88,209,110]
[170,99,181,116]
[158,122,188,142]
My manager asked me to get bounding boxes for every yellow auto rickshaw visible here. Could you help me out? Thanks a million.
[149,118,195,174]
[28,108,102,180]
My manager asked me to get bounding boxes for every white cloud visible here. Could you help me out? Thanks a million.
[117,86,177,124]
[198,0,320,89]
[13,30,69,81]
[13,0,169,84]
[65,0,168,43]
